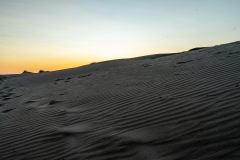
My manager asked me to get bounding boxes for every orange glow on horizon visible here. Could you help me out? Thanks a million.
[0,57,99,75]
[1,1,240,75]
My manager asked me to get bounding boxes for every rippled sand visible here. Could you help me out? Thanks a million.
[0,41,240,160]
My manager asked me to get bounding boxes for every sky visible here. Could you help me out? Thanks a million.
[0,0,240,74]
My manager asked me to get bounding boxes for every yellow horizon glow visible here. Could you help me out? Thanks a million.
[1,1,240,75]
[0,28,191,75]
[0,56,94,74]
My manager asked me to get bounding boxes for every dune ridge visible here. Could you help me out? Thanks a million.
[0,41,240,159]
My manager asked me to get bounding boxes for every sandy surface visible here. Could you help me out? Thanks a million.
[0,41,240,160]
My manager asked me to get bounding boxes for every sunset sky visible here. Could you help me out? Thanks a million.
[1,0,240,74]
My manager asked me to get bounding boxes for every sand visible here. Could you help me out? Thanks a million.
[0,41,240,160]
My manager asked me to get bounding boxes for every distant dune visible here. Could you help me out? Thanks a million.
[22,70,33,74]
[0,41,240,160]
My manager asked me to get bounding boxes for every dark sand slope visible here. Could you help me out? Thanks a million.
[0,41,240,160]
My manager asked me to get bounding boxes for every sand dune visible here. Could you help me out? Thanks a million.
[0,41,240,159]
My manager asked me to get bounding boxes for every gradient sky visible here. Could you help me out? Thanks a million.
[1,0,240,74]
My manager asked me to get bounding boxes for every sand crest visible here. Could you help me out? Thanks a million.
[0,41,240,159]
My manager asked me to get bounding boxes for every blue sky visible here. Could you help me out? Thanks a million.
[0,0,240,74]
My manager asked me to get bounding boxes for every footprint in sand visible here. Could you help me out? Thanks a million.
[2,108,15,113]
[55,78,64,81]
[1,93,14,98]
[48,100,65,105]
[141,64,151,67]
[2,97,12,101]
[176,60,193,64]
